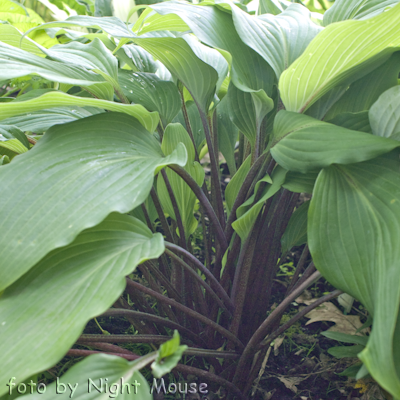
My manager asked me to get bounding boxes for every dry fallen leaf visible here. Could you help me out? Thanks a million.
[304,302,368,335]
[295,290,314,305]
[273,337,284,356]
[275,375,306,393]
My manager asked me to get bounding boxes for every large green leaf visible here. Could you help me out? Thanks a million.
[133,7,189,34]
[157,123,204,237]
[308,151,400,398]
[41,38,119,86]
[149,1,275,96]
[182,34,229,93]
[0,0,26,14]
[324,52,400,121]
[279,4,400,113]
[270,111,400,173]
[119,70,181,126]
[0,213,163,396]
[25,15,137,38]
[0,24,43,56]
[0,107,103,133]
[122,44,158,73]
[281,200,309,253]
[282,169,318,194]
[173,101,205,152]
[48,0,90,16]
[225,155,251,214]
[0,91,159,132]
[328,111,372,133]
[258,0,290,15]
[0,113,186,292]
[230,3,322,79]
[134,36,218,111]
[18,354,152,400]
[232,166,286,240]
[0,41,113,100]
[369,86,400,141]
[227,82,274,147]
[323,0,400,25]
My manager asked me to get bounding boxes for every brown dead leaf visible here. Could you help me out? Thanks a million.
[296,290,314,305]
[273,337,284,356]
[275,376,306,393]
[304,302,368,335]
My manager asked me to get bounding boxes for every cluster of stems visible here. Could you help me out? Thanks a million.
[70,89,338,398]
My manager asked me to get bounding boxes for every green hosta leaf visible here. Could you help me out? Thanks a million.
[0,24,44,56]
[328,345,365,359]
[322,332,369,346]
[134,8,189,34]
[271,111,400,173]
[0,124,29,148]
[0,125,29,158]
[149,1,275,96]
[0,213,162,396]
[227,82,274,147]
[328,111,372,133]
[0,107,102,133]
[217,96,238,176]
[281,200,309,253]
[231,3,322,79]
[324,52,400,121]
[151,330,187,378]
[280,4,400,112]
[0,91,159,132]
[0,0,26,14]
[173,101,205,152]
[157,123,204,237]
[95,0,113,17]
[282,170,318,193]
[258,0,290,15]
[134,36,218,111]
[182,34,229,94]
[0,113,187,292]
[0,41,113,100]
[18,354,152,400]
[25,15,136,39]
[42,38,118,84]
[0,154,10,165]
[225,155,251,215]
[119,70,181,126]
[233,166,286,240]
[369,86,400,140]
[308,151,400,397]
[123,44,158,73]
[49,0,90,16]
[323,0,400,25]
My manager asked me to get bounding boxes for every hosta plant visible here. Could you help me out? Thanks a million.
[1,0,400,398]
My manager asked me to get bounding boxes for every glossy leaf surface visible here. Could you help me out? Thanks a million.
[0,91,159,132]
[369,86,400,141]
[309,152,400,397]
[0,113,186,292]
[271,111,400,173]
[0,213,162,396]
[280,5,400,112]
